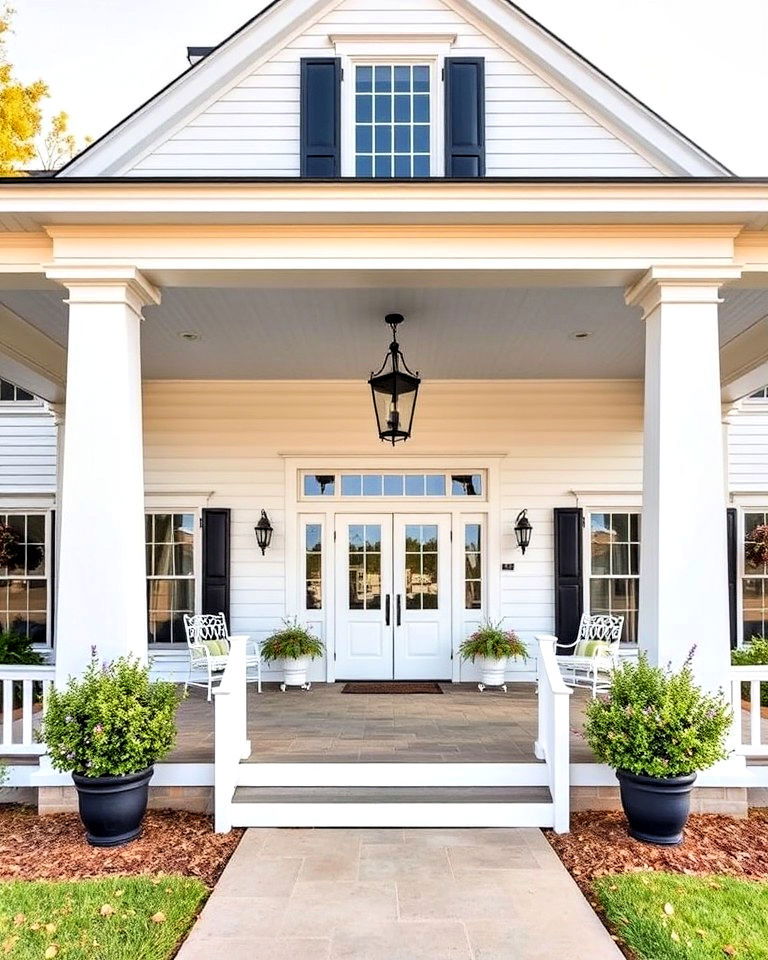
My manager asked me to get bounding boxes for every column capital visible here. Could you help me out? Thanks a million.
[625,264,742,318]
[44,265,160,316]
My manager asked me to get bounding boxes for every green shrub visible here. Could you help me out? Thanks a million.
[0,628,44,665]
[584,653,731,778]
[732,637,768,708]
[41,653,184,777]
[261,618,325,662]
[459,620,528,662]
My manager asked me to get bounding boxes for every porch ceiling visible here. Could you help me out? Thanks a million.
[1,283,767,381]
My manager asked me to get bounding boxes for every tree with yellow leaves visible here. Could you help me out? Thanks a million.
[0,6,47,176]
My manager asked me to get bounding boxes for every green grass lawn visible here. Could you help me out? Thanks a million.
[594,872,768,960]
[0,874,206,959]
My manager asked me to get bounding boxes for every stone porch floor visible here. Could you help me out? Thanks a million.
[169,682,596,764]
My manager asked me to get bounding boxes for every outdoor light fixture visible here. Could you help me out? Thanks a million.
[514,510,532,555]
[254,510,274,555]
[368,313,421,444]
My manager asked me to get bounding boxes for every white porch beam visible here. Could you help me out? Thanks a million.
[626,265,741,694]
[46,265,160,683]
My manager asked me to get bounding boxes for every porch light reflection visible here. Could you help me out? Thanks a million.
[368,313,421,444]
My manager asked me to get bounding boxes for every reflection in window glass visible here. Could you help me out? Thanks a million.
[303,474,335,496]
[744,511,768,642]
[465,523,482,610]
[404,524,439,610]
[146,512,195,644]
[305,523,322,610]
[348,524,381,610]
[0,512,47,643]
[451,474,482,496]
[588,512,640,643]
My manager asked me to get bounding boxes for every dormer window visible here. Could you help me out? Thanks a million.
[354,64,431,178]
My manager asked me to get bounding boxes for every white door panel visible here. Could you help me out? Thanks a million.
[334,515,393,680]
[394,515,453,680]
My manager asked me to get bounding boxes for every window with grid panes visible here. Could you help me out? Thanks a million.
[588,512,640,644]
[305,523,322,610]
[464,523,482,610]
[355,64,430,178]
[0,513,48,644]
[0,379,34,401]
[743,511,768,642]
[146,513,195,644]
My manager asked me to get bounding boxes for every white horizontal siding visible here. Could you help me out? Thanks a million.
[0,405,57,494]
[128,0,660,177]
[729,406,768,492]
[142,379,644,680]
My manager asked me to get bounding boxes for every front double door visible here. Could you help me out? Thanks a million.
[334,514,452,680]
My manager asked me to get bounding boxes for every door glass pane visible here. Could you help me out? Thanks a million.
[348,554,364,610]
[348,524,381,610]
[305,523,322,610]
[403,524,439,610]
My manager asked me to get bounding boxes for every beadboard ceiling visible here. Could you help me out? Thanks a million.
[1,284,766,381]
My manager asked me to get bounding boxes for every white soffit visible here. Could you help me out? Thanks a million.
[1,284,766,381]
[58,0,729,178]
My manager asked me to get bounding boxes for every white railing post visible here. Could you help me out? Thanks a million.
[729,665,768,757]
[213,636,250,832]
[535,636,573,834]
[0,665,56,756]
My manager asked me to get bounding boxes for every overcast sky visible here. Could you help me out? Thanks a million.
[10,0,768,174]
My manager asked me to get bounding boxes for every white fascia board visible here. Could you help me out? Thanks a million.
[449,0,730,177]
[60,0,340,177]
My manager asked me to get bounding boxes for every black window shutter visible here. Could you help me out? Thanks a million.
[727,507,738,649]
[300,57,341,177]
[49,509,56,649]
[202,508,231,623]
[444,57,485,177]
[554,507,583,655]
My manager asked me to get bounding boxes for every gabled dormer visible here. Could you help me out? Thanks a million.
[58,0,729,179]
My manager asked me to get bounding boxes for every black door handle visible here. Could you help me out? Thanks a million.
[385,594,391,626]
[396,594,402,626]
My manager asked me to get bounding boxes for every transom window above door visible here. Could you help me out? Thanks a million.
[355,64,431,178]
[301,471,485,499]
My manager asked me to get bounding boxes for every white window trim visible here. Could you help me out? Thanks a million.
[334,35,454,179]
[0,506,53,649]
[144,504,203,648]
[299,469,488,502]
[582,507,641,648]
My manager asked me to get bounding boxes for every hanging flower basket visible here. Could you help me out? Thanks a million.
[0,523,21,570]
[746,524,768,568]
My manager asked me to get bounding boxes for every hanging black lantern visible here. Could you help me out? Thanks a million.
[368,313,421,445]
[254,510,274,555]
[514,510,532,555]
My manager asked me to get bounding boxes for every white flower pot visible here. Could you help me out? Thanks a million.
[280,656,311,691]
[478,656,508,693]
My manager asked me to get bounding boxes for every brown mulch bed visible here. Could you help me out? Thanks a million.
[547,809,768,888]
[0,808,243,887]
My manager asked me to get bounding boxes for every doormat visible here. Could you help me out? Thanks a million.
[341,681,444,694]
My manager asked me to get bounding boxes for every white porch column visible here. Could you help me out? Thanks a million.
[46,267,160,683]
[625,266,741,694]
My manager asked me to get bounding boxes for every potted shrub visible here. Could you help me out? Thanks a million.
[41,652,183,847]
[585,652,731,845]
[261,618,324,691]
[459,620,528,692]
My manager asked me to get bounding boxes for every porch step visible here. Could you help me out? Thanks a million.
[237,761,548,788]
[228,784,555,827]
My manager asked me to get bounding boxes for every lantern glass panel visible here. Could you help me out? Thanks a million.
[370,370,419,443]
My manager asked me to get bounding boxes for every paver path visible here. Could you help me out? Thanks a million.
[177,827,622,960]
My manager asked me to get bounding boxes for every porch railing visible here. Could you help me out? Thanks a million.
[534,636,573,832]
[0,665,55,756]
[729,665,768,758]
[213,636,251,832]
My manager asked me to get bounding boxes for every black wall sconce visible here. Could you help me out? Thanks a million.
[514,510,532,555]
[254,510,274,555]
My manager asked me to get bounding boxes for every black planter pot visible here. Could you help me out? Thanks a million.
[72,767,153,847]
[616,769,696,846]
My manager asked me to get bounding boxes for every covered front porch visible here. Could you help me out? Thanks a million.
[3,180,768,826]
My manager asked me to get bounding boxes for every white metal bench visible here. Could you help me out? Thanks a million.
[183,612,263,701]
[554,613,624,697]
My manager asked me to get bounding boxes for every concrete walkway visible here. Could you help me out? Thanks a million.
[177,827,622,960]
